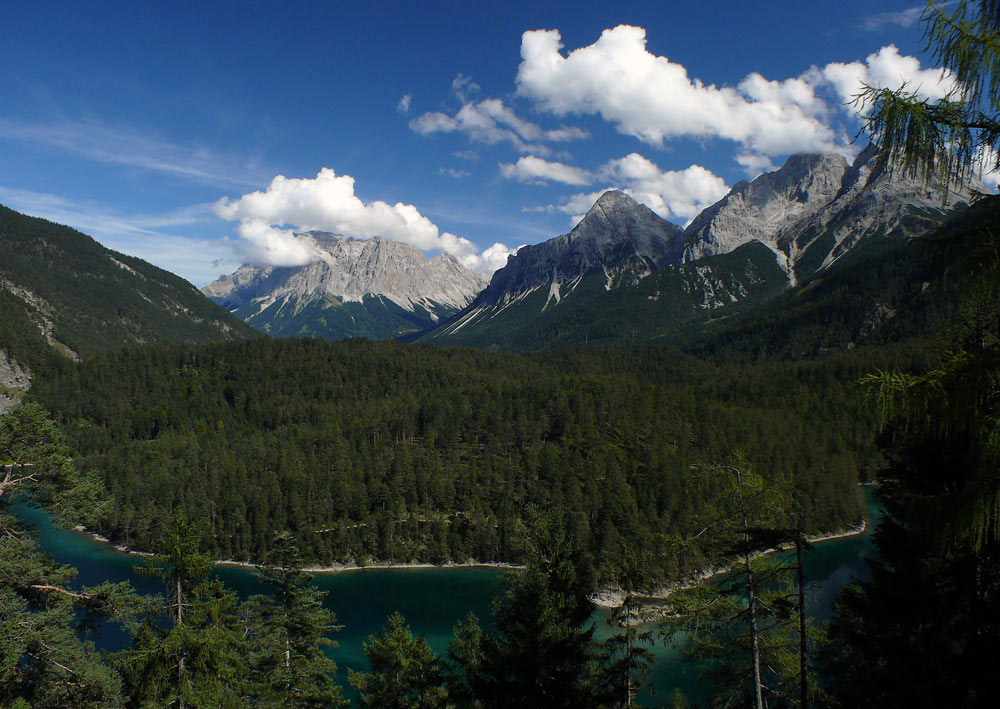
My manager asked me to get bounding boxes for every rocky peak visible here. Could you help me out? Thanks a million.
[203,233,488,316]
[474,190,684,307]
[683,152,850,262]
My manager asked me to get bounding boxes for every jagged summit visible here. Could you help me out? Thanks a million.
[203,232,489,341]
[682,146,973,279]
[425,149,971,350]
[473,190,684,309]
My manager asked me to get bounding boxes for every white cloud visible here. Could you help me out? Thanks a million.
[510,152,729,222]
[397,93,412,114]
[499,155,594,185]
[0,118,265,188]
[600,153,729,219]
[410,97,588,154]
[213,168,511,273]
[439,167,471,179]
[451,73,481,100]
[479,242,523,274]
[452,149,481,161]
[524,188,611,226]
[735,152,777,177]
[821,44,957,112]
[515,25,838,157]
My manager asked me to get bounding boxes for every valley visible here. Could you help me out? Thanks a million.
[3,1,999,704]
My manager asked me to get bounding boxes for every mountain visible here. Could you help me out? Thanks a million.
[0,204,256,412]
[423,190,790,350]
[683,145,969,280]
[474,190,684,309]
[203,232,489,342]
[424,149,970,352]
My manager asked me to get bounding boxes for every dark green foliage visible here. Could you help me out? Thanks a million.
[349,611,450,708]
[453,512,609,708]
[28,336,877,584]
[822,505,1000,708]
[601,550,656,709]
[244,532,347,707]
[0,542,127,708]
[689,227,960,363]
[118,514,245,707]
[1,404,143,708]
[661,457,806,709]
[0,203,255,373]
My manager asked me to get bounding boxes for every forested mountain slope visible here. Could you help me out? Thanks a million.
[0,205,256,410]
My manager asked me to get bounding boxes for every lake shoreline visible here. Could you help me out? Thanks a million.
[71,524,523,574]
[590,517,869,609]
[72,515,867,607]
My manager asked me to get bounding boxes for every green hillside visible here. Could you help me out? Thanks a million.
[0,204,258,401]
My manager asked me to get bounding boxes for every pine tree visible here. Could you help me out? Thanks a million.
[1,404,138,707]
[455,510,608,708]
[244,531,347,707]
[349,611,450,708]
[118,512,244,707]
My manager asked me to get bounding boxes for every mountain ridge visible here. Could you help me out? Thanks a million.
[203,232,489,341]
[0,203,256,411]
[422,147,973,350]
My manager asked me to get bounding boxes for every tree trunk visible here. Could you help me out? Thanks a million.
[736,467,764,709]
[797,535,808,709]
[177,575,185,709]
[745,542,763,709]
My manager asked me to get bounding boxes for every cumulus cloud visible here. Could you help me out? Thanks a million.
[452,149,481,161]
[397,93,412,114]
[509,152,729,223]
[820,44,957,113]
[601,153,729,219]
[410,97,588,155]
[214,168,510,273]
[499,155,594,185]
[515,25,838,157]
[480,242,524,273]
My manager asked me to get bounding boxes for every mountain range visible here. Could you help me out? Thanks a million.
[423,145,968,350]
[203,233,488,341]
[0,143,976,399]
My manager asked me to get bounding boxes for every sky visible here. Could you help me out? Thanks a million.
[0,0,977,286]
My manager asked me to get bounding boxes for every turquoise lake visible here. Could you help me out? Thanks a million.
[18,491,881,704]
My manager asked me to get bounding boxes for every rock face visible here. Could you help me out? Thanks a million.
[475,190,684,309]
[683,146,972,279]
[203,233,489,341]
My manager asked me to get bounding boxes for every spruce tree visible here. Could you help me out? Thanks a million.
[244,531,347,707]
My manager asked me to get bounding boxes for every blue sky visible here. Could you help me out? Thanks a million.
[0,1,959,285]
